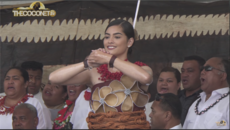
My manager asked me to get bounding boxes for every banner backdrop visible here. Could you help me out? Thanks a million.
[0,0,229,101]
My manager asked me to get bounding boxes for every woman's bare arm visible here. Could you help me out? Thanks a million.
[49,62,91,85]
[113,59,153,85]
[87,50,153,85]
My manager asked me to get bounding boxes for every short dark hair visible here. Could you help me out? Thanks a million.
[160,67,181,83]
[4,66,29,83]
[184,55,205,71]
[105,19,135,54]
[21,61,43,73]
[157,93,182,120]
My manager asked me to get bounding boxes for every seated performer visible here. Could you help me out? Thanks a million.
[149,93,182,129]
[12,103,38,129]
[145,67,181,123]
[183,57,229,129]
[42,80,68,121]
[0,67,52,129]
[53,84,87,129]
[49,19,153,129]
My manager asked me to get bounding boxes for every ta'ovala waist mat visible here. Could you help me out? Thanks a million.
[86,110,150,129]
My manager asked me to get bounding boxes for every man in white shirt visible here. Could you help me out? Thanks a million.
[145,96,153,123]
[183,57,229,129]
[21,61,44,104]
[70,87,91,129]
[149,93,182,129]
[0,95,52,129]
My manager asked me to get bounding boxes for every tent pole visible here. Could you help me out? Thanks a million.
[133,0,141,29]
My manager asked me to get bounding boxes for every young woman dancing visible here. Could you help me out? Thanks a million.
[49,19,153,129]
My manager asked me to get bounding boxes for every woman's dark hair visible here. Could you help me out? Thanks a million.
[4,66,29,83]
[105,19,135,54]
[160,67,181,83]
[160,67,181,95]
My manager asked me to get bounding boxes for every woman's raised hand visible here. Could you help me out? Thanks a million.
[87,48,112,68]
[97,48,108,53]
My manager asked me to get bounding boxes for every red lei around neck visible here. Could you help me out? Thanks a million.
[97,60,147,81]
[54,100,73,124]
[0,93,33,115]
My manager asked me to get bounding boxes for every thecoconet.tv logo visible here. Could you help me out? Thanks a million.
[12,1,56,17]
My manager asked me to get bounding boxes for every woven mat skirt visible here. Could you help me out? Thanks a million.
[86,110,150,129]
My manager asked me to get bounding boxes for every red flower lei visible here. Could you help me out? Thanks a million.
[97,60,147,81]
[54,100,73,124]
[0,93,33,115]
[84,91,91,101]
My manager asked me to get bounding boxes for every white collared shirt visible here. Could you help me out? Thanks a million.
[170,124,182,129]
[34,90,44,104]
[183,87,229,129]
[0,96,52,129]
[145,101,154,123]
[70,87,91,129]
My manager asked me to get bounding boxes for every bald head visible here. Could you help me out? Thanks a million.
[210,57,229,81]
[200,57,229,94]
[211,57,225,70]
[216,57,229,85]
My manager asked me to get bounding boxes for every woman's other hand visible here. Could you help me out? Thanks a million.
[97,48,109,53]
[87,49,112,67]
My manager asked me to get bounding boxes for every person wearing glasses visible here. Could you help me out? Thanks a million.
[149,93,182,129]
[21,61,44,104]
[180,55,205,125]
[145,67,181,123]
[183,57,229,129]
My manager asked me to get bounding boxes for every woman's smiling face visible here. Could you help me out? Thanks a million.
[103,25,131,57]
